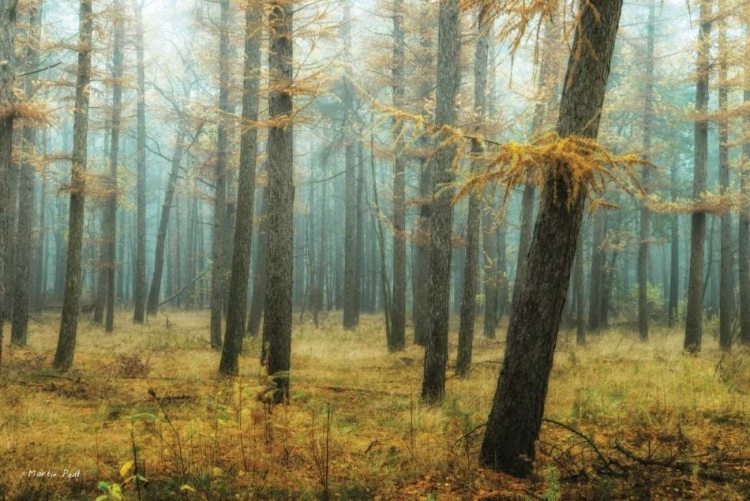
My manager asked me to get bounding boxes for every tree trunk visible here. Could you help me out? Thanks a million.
[480,0,623,476]
[482,193,497,338]
[456,9,489,377]
[421,0,460,404]
[575,218,586,345]
[262,0,294,403]
[741,19,750,345]
[11,0,42,346]
[389,0,406,351]
[220,3,261,375]
[132,0,147,324]
[718,4,732,350]
[638,0,655,342]
[685,0,711,353]
[588,210,605,331]
[247,187,267,337]
[53,0,92,372]
[0,0,16,366]
[413,0,434,346]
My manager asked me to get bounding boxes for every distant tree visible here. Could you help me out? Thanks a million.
[220,1,261,375]
[456,8,489,377]
[247,187,267,338]
[685,0,712,353]
[263,0,294,402]
[741,15,750,345]
[421,0,460,404]
[53,0,93,372]
[480,0,624,476]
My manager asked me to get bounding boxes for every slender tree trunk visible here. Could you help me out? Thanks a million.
[11,0,42,346]
[456,9,489,377]
[421,0,460,404]
[740,18,750,345]
[209,0,232,348]
[33,131,48,313]
[220,3,261,375]
[132,0,147,323]
[480,0,623,476]
[262,0,294,403]
[370,125,392,344]
[389,0,406,351]
[53,0,92,372]
[588,210,605,331]
[685,0,712,353]
[247,187,267,337]
[0,0,16,367]
[638,0,655,342]
[413,0,434,346]
[718,4,732,350]
[575,218,586,345]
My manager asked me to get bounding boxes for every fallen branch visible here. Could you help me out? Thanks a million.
[614,439,729,482]
[543,418,622,472]
[159,268,208,307]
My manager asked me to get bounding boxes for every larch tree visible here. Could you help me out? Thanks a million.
[389,0,406,352]
[53,0,93,372]
[684,0,711,353]
[11,0,43,347]
[421,0,460,404]
[741,13,750,345]
[132,0,147,324]
[638,0,655,342]
[479,0,624,476]
[0,0,15,366]
[263,0,294,403]
[220,0,261,375]
[456,7,489,377]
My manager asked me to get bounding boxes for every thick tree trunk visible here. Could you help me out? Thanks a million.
[53,0,92,372]
[132,0,147,324]
[262,1,294,403]
[638,0,655,342]
[456,9,489,377]
[11,0,42,346]
[421,0,460,404]
[209,0,232,348]
[718,7,732,350]
[0,0,15,366]
[480,0,623,476]
[220,3,261,375]
[389,0,406,352]
[685,0,711,353]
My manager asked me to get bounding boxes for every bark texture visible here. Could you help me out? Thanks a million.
[480,0,623,476]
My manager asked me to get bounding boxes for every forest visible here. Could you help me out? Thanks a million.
[1,0,750,498]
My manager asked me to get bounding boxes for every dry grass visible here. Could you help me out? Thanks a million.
[0,311,749,500]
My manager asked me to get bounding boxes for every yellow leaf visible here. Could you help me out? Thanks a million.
[119,461,133,478]
[180,484,197,492]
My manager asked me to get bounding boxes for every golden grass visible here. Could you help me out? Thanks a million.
[0,311,749,500]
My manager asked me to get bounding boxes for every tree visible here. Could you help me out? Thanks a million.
[684,0,711,353]
[53,0,93,372]
[11,0,43,347]
[0,0,16,366]
[247,187,267,337]
[421,0,460,404]
[220,1,261,375]
[638,0,655,342]
[480,0,624,476]
[132,0,147,324]
[456,8,489,377]
[263,0,294,403]
[741,16,750,345]
[389,0,406,352]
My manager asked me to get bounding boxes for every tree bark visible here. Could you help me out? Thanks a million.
[132,0,147,324]
[685,0,711,353]
[220,3,261,375]
[389,0,406,352]
[0,0,16,367]
[247,187,267,338]
[741,18,750,345]
[480,0,623,476]
[53,0,92,372]
[262,0,294,403]
[421,0,460,404]
[456,9,489,377]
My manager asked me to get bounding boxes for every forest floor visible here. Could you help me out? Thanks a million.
[0,312,749,500]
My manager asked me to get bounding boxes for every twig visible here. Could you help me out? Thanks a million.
[543,418,621,472]
[614,439,728,482]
